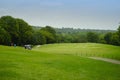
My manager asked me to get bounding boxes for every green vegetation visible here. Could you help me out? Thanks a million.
[0,44,120,80]
[34,43,120,60]
[0,16,33,45]
[87,32,99,43]
[0,16,56,45]
[0,16,120,46]
[0,16,120,79]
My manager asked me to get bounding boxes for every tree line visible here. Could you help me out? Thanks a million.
[0,16,120,46]
[56,27,120,46]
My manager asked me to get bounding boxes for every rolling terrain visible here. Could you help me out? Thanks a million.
[0,43,120,80]
[34,43,120,60]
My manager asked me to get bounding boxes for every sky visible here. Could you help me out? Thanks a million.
[0,0,120,30]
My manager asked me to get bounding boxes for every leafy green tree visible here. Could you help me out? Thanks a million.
[111,33,119,45]
[41,26,56,35]
[104,32,112,44]
[33,30,46,45]
[72,33,87,43]
[0,26,11,45]
[0,16,19,44]
[87,32,99,43]
[40,30,55,44]
[99,34,106,44]
[103,26,120,46]
[16,19,34,45]
[40,26,56,43]
[23,30,34,44]
[56,34,63,43]
[118,26,120,34]
[117,26,120,44]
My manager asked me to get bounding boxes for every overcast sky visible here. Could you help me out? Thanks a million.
[0,0,120,30]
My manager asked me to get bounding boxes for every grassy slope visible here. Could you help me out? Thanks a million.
[34,43,120,60]
[0,44,120,80]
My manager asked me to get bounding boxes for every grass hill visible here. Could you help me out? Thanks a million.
[34,43,120,60]
[0,43,120,80]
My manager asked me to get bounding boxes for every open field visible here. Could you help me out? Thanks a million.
[34,43,120,60]
[0,43,120,80]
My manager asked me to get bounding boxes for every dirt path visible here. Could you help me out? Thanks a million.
[89,57,120,64]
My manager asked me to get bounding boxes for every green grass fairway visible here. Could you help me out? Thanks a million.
[34,43,120,60]
[0,43,120,80]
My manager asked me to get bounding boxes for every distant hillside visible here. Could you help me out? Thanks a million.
[32,26,115,34]
[55,28,116,34]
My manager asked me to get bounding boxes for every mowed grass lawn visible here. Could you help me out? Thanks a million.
[34,43,120,60]
[0,43,120,80]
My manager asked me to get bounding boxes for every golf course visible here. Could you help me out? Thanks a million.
[0,43,120,80]
[0,0,120,80]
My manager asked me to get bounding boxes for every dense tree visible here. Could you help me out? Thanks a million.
[99,34,106,44]
[87,32,99,43]
[0,26,11,45]
[72,33,87,43]
[112,26,120,45]
[40,30,55,44]
[56,34,63,43]
[110,33,119,45]
[0,16,19,44]
[33,30,46,45]
[0,16,34,46]
[118,26,120,34]
[41,26,56,35]
[16,19,33,45]
[40,26,56,43]
[117,26,120,44]
[103,26,120,46]
[104,32,112,44]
